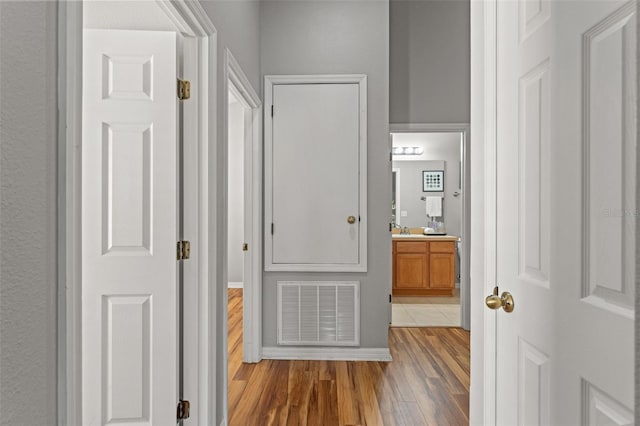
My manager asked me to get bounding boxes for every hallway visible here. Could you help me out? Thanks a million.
[227,289,470,425]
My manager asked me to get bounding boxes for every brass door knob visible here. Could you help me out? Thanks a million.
[485,289,515,313]
[347,216,356,224]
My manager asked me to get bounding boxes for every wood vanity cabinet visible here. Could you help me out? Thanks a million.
[392,239,456,296]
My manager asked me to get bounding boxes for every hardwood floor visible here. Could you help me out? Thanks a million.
[227,288,470,425]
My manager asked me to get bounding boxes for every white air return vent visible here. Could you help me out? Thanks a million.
[277,281,360,346]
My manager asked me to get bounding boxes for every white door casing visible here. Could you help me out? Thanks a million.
[491,0,636,424]
[82,29,178,425]
[264,75,367,272]
[224,48,263,365]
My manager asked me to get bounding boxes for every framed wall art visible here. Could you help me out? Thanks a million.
[422,170,444,192]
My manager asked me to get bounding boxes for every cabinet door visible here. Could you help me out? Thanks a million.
[429,253,455,288]
[395,253,428,289]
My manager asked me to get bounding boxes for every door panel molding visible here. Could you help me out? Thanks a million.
[581,1,637,316]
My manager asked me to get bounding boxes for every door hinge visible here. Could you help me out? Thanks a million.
[389,294,392,303]
[177,79,191,100]
[242,243,248,251]
[177,400,191,421]
[271,105,274,117]
[177,240,191,260]
[271,223,274,235]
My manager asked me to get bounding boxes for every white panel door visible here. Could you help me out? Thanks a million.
[269,81,364,269]
[493,0,636,424]
[82,29,178,425]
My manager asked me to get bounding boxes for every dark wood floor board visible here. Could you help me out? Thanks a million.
[227,288,470,425]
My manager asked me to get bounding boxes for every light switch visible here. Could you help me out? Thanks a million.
[400,210,408,217]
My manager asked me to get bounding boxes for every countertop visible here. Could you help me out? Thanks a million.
[392,234,459,242]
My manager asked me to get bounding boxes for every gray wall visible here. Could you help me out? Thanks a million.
[390,0,470,124]
[0,2,58,425]
[199,2,260,424]
[260,0,390,349]
[227,99,244,284]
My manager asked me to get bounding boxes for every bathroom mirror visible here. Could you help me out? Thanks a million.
[391,132,463,237]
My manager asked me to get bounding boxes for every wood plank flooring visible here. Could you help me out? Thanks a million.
[227,288,470,426]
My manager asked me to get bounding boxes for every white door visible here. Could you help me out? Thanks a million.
[493,0,636,424]
[267,79,366,271]
[82,29,179,425]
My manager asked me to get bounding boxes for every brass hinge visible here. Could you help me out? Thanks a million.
[177,240,191,260]
[242,243,248,252]
[177,400,190,421]
[177,79,191,100]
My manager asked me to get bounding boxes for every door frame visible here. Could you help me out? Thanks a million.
[389,123,471,331]
[222,48,263,364]
[57,1,220,424]
[470,0,498,424]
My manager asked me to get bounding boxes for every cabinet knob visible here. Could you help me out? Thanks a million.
[347,216,356,224]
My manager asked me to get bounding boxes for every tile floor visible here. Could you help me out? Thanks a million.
[391,290,461,327]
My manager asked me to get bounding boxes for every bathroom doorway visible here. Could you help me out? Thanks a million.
[390,124,470,330]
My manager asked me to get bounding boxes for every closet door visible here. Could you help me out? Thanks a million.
[265,75,367,272]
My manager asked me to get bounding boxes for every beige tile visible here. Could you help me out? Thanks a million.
[437,305,461,314]
[402,304,459,327]
[391,306,416,327]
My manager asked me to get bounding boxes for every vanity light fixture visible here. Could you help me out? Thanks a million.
[392,146,424,156]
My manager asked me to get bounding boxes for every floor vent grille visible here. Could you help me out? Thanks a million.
[277,281,360,346]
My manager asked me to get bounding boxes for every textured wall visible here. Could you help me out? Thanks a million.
[390,0,470,124]
[0,2,58,425]
[260,0,391,349]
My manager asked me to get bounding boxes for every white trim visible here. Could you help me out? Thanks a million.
[390,123,470,133]
[262,346,392,362]
[219,418,228,426]
[390,123,471,331]
[57,2,83,424]
[222,48,263,367]
[470,0,497,424]
[58,2,219,425]
[227,281,244,289]
[263,74,368,273]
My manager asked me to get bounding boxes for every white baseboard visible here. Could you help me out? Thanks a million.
[227,281,243,289]
[262,346,392,361]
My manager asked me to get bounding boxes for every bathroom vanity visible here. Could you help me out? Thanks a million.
[392,234,457,296]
